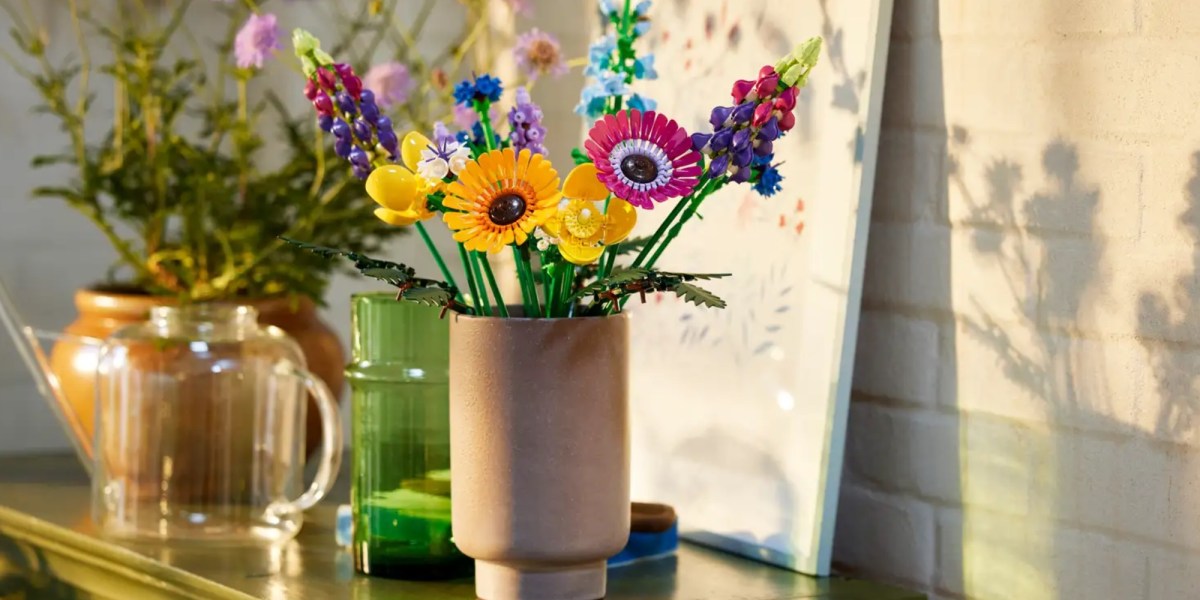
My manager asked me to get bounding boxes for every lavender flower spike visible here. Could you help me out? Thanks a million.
[508,87,547,155]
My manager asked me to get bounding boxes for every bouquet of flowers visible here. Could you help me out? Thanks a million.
[287,1,820,317]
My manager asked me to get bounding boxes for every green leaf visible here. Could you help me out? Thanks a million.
[362,268,413,284]
[401,286,453,307]
[570,147,590,165]
[674,282,726,309]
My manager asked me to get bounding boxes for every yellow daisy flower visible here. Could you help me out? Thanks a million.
[543,163,637,265]
[366,131,438,227]
[442,148,562,253]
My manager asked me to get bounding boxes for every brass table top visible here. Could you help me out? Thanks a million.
[0,454,921,599]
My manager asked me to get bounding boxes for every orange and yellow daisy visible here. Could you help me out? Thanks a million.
[443,148,562,253]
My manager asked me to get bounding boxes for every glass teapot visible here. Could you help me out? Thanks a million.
[0,287,341,544]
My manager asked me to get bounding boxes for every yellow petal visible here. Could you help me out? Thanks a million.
[374,207,418,227]
[443,211,474,230]
[401,131,433,172]
[542,215,562,238]
[602,198,638,245]
[560,242,605,265]
[563,163,610,202]
[366,165,421,212]
[500,228,515,246]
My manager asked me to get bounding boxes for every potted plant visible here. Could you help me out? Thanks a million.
[1,0,495,452]
[286,0,820,592]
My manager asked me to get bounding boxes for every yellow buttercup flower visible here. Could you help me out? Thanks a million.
[543,163,637,265]
[366,131,438,227]
[442,148,562,253]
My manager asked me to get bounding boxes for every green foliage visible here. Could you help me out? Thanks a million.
[570,147,591,165]
[573,267,730,312]
[285,239,469,314]
[2,0,490,302]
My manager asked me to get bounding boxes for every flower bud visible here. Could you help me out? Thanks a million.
[335,138,352,159]
[353,118,373,142]
[731,79,754,104]
[349,146,370,168]
[313,91,334,116]
[731,101,755,124]
[343,75,363,99]
[710,105,734,128]
[336,91,356,114]
[317,67,336,91]
[331,118,351,140]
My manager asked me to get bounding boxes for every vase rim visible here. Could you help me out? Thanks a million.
[450,310,629,323]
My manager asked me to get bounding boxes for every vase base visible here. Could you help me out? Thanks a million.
[474,560,606,600]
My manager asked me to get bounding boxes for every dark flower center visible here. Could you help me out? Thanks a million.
[620,154,659,184]
[489,193,527,226]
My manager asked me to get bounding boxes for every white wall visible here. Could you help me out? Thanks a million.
[0,0,588,453]
[835,1,1200,598]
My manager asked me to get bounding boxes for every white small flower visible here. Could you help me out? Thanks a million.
[418,156,449,181]
[448,145,472,175]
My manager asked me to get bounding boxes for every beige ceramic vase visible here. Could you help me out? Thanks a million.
[449,312,630,600]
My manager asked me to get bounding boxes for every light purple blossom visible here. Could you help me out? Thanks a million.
[234,13,280,69]
[508,87,547,155]
[513,29,568,81]
[362,62,415,109]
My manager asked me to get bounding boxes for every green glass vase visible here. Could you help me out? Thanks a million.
[346,293,471,579]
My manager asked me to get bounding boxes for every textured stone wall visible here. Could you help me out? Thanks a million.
[835,1,1200,598]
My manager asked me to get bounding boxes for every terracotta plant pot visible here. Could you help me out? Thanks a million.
[449,312,630,600]
[48,288,345,458]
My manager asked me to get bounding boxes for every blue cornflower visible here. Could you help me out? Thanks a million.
[452,74,504,106]
[753,164,784,197]
[634,54,657,80]
[633,21,651,36]
[452,80,475,105]
[474,74,504,102]
[634,0,651,15]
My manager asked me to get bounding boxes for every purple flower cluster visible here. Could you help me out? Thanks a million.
[690,65,798,185]
[234,13,280,69]
[508,88,547,155]
[305,63,398,180]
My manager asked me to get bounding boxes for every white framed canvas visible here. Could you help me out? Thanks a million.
[627,0,894,575]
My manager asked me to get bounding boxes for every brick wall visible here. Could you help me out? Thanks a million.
[834,1,1200,598]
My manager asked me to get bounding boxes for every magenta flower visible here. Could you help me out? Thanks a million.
[585,110,702,209]
[234,13,281,69]
[513,29,568,81]
[362,62,415,109]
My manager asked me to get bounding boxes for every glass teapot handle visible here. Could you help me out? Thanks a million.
[276,363,343,513]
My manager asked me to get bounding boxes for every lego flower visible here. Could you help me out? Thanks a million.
[584,109,701,209]
[542,163,637,265]
[514,29,568,81]
[509,87,547,155]
[442,148,562,252]
[235,13,281,69]
[365,131,444,226]
[362,62,414,109]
